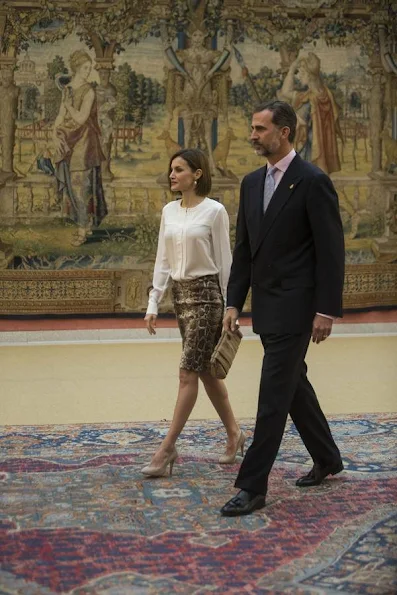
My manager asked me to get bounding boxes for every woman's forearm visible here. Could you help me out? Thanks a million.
[278,63,297,100]
[65,89,94,126]
[53,115,63,138]
[65,105,88,126]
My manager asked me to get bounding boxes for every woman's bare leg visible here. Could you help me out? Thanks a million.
[147,369,199,466]
[200,372,241,453]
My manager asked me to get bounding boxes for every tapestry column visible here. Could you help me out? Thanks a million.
[0,13,19,182]
[88,33,118,181]
[368,55,385,174]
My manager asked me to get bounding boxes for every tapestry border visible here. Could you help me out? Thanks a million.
[0,264,395,314]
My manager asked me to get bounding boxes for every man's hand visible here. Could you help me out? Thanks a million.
[144,313,157,335]
[311,314,333,344]
[223,307,240,332]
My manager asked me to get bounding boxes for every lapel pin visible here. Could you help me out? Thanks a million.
[289,184,294,189]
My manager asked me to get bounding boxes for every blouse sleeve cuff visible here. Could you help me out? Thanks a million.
[146,299,159,316]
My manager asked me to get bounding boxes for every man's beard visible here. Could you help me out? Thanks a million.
[252,143,272,157]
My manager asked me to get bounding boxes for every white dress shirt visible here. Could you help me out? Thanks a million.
[269,148,297,191]
[146,197,232,316]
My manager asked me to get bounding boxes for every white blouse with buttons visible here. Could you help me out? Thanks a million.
[146,197,232,316]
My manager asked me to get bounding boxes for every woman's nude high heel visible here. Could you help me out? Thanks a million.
[219,430,246,464]
[141,447,178,477]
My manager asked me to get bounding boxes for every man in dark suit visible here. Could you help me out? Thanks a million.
[220,100,345,517]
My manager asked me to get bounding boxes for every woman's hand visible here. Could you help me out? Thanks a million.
[288,58,300,72]
[223,307,239,333]
[52,131,67,155]
[144,314,157,335]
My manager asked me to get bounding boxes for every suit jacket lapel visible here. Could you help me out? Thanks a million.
[252,155,303,258]
[248,166,266,249]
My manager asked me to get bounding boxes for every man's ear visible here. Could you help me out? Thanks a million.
[281,126,291,139]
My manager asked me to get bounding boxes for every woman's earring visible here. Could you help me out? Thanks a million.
[194,180,198,187]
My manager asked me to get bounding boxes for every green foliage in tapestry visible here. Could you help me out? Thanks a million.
[131,215,159,262]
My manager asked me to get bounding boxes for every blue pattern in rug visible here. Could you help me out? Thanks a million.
[0,414,396,594]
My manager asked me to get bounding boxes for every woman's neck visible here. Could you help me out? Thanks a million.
[308,76,323,93]
[71,76,86,88]
[180,191,204,209]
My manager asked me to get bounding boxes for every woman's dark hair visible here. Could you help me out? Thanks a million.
[253,100,297,143]
[168,148,211,197]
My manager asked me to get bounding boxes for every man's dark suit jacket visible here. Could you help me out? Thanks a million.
[227,154,345,335]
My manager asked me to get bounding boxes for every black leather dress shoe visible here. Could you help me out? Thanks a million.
[296,460,344,487]
[220,490,266,517]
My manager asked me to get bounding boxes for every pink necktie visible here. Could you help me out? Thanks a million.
[263,166,277,213]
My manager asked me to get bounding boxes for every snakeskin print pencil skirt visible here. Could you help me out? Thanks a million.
[172,274,224,373]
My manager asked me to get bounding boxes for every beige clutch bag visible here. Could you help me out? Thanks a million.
[210,329,243,379]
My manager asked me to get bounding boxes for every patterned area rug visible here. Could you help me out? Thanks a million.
[0,414,396,594]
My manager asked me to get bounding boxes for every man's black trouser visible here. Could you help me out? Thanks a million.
[235,331,341,495]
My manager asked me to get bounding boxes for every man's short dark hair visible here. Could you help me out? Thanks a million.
[253,100,297,143]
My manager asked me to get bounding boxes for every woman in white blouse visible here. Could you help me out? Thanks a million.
[143,148,245,477]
